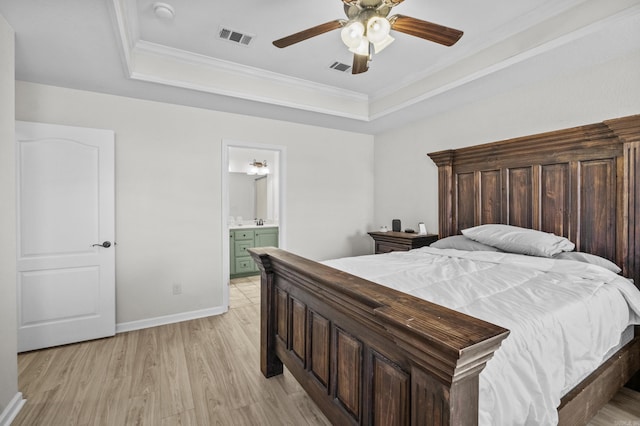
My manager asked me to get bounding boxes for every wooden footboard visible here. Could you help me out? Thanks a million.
[249,247,510,425]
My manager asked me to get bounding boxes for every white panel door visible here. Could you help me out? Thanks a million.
[16,121,115,352]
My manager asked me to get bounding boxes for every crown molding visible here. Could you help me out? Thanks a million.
[130,68,371,122]
[135,40,368,103]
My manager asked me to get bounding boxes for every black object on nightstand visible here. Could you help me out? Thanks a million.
[368,231,438,254]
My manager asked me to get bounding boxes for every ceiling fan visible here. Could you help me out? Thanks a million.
[272,0,463,75]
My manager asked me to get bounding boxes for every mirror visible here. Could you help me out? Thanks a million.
[229,173,268,220]
[228,147,279,225]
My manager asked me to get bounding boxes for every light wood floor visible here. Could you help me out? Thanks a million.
[12,276,640,425]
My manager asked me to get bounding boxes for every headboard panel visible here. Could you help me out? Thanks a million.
[428,114,640,287]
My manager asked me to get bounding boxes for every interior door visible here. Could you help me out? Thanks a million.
[16,121,115,352]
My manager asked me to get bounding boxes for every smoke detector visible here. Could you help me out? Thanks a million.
[153,2,175,20]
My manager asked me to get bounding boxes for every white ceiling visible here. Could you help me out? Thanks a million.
[1,0,639,134]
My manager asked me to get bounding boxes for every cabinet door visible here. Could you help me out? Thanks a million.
[255,229,278,248]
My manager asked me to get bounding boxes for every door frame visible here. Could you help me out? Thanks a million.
[221,140,286,308]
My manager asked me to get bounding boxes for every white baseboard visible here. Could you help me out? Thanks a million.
[116,305,227,333]
[0,392,25,426]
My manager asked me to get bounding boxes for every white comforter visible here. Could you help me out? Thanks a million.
[323,247,640,426]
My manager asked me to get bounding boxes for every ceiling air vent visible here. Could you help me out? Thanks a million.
[218,27,255,47]
[330,61,351,73]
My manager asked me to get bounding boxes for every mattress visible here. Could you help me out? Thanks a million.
[324,247,640,426]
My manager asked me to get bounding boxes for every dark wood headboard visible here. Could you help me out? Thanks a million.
[428,114,640,288]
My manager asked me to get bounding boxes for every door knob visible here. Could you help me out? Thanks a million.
[92,241,112,248]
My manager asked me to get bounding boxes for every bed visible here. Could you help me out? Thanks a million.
[248,114,640,425]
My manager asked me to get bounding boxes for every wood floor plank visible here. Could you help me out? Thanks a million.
[73,337,116,425]
[16,348,56,396]
[611,387,640,417]
[289,390,334,425]
[160,408,199,426]
[105,328,138,380]
[91,375,132,426]
[125,391,159,425]
[12,386,60,426]
[158,322,194,418]
[129,326,160,397]
[588,387,640,425]
[34,342,89,394]
[13,281,640,425]
[178,319,225,424]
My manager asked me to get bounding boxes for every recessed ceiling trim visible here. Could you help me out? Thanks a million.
[130,46,370,121]
[131,69,371,122]
[370,3,640,120]
[109,0,139,74]
[135,40,367,102]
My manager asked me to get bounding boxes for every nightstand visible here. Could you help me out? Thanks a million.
[368,231,438,254]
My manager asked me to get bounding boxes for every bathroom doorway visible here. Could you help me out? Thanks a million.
[221,140,286,309]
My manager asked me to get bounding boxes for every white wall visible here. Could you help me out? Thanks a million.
[374,50,640,234]
[15,81,374,324]
[0,12,20,421]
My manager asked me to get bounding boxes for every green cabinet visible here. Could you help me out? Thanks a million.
[230,227,278,278]
[255,228,278,247]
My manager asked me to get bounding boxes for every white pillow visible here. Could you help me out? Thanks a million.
[430,235,503,252]
[553,251,621,273]
[461,224,575,257]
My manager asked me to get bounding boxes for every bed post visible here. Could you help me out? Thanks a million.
[252,251,283,377]
[428,150,455,238]
[411,369,481,425]
[376,303,509,426]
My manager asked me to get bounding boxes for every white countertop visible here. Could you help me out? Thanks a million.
[229,224,278,230]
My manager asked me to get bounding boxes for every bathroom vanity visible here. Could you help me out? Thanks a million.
[229,225,278,278]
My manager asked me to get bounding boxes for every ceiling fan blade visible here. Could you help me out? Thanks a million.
[352,54,369,74]
[273,20,344,48]
[390,15,463,46]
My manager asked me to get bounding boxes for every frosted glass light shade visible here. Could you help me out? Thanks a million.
[341,22,365,48]
[348,38,370,56]
[373,35,394,53]
[366,17,390,43]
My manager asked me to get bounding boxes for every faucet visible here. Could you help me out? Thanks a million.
[256,218,264,226]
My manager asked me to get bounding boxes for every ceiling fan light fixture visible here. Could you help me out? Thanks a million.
[340,21,365,49]
[366,16,391,43]
[271,0,464,75]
